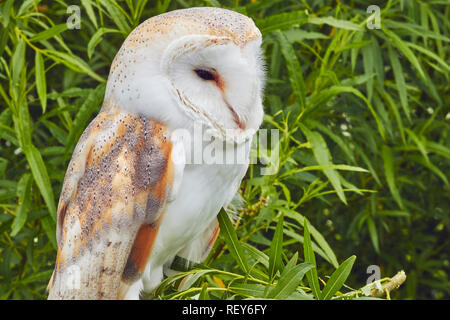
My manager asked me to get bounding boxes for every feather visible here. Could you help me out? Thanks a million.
[47,104,174,299]
[164,218,220,277]
[225,190,246,222]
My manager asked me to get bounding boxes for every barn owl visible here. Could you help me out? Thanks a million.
[47,7,265,300]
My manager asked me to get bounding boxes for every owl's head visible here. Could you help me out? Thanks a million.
[104,7,265,141]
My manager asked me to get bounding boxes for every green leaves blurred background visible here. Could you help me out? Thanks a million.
[0,0,448,300]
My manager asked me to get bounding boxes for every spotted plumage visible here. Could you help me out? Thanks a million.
[48,104,173,299]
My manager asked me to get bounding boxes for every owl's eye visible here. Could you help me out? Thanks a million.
[194,69,216,81]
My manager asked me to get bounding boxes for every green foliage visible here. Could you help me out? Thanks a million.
[0,0,448,300]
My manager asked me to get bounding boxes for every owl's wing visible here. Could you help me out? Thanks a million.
[47,106,184,300]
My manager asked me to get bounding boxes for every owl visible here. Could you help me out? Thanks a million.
[47,7,265,299]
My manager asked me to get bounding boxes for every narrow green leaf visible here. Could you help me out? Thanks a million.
[198,283,210,300]
[351,31,364,72]
[10,173,32,236]
[13,98,32,149]
[408,155,448,186]
[268,262,313,299]
[300,125,346,204]
[367,217,379,253]
[47,88,92,99]
[377,210,410,217]
[303,219,321,299]
[0,157,8,177]
[179,270,210,291]
[309,86,385,140]
[255,11,308,34]
[284,29,329,43]
[310,120,356,164]
[134,0,150,21]
[64,83,106,154]
[284,164,368,174]
[425,141,450,159]
[87,28,121,59]
[11,38,26,91]
[362,40,374,101]
[405,128,429,164]
[23,145,56,221]
[382,145,404,210]
[426,6,445,58]
[44,49,105,82]
[286,291,314,300]
[383,27,426,80]
[29,24,68,42]
[354,146,381,186]
[42,120,68,145]
[99,0,131,34]
[407,42,450,73]
[217,209,249,274]
[21,270,53,284]
[0,26,9,58]
[384,20,450,43]
[283,209,338,268]
[241,242,269,269]
[320,255,356,300]
[41,216,57,249]
[17,0,35,17]
[378,88,405,144]
[388,45,410,122]
[308,16,363,31]
[282,229,329,264]
[282,252,299,275]
[230,283,266,298]
[81,0,98,29]
[268,214,284,280]
[275,31,306,111]
[35,51,47,113]
[337,39,372,52]
[0,0,14,27]
[371,37,384,90]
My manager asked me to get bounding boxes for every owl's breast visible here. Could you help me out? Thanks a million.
[148,138,251,269]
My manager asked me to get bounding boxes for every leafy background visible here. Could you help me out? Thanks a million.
[0,0,448,300]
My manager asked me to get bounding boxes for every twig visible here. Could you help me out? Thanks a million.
[370,270,407,298]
